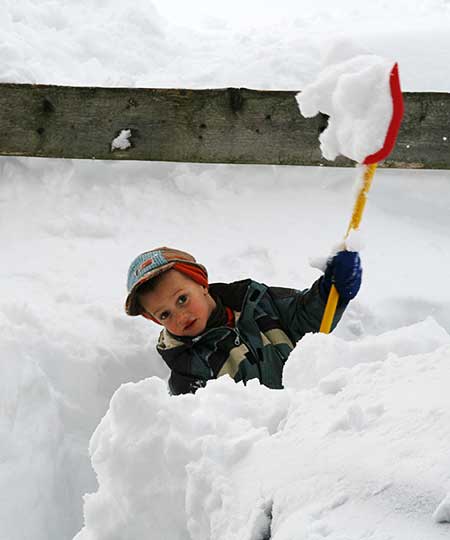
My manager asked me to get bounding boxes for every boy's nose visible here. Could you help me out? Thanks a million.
[176,311,190,327]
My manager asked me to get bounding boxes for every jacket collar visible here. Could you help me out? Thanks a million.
[157,279,266,353]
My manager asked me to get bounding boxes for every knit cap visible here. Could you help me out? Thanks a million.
[125,247,208,316]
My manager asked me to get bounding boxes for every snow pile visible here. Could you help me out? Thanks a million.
[75,377,290,540]
[0,322,69,540]
[297,42,395,162]
[1,0,449,90]
[2,157,450,540]
[0,0,169,87]
[75,320,450,539]
[283,317,450,390]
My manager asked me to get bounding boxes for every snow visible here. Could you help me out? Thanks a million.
[111,130,132,151]
[434,493,450,523]
[1,1,450,540]
[75,376,290,540]
[74,323,450,540]
[296,41,394,162]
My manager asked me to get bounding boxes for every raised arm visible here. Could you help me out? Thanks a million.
[267,251,362,343]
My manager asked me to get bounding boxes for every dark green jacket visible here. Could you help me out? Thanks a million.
[157,278,346,395]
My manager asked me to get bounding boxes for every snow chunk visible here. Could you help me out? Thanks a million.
[296,41,395,163]
[111,129,132,151]
[329,402,367,433]
[318,368,348,395]
[309,227,365,274]
[74,376,290,540]
[283,317,450,391]
[345,227,365,252]
[308,254,328,272]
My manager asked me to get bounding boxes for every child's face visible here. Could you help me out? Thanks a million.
[139,269,215,337]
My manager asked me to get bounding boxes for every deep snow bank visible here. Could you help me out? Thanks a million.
[2,157,450,540]
[2,0,450,91]
[75,319,450,539]
[0,318,69,540]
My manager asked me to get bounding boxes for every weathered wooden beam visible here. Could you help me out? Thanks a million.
[0,83,449,168]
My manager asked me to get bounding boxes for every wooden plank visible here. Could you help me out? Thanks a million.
[0,83,449,168]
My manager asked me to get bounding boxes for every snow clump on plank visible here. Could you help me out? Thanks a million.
[296,42,395,163]
[111,129,132,151]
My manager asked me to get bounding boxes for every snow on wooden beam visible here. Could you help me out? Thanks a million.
[0,83,449,169]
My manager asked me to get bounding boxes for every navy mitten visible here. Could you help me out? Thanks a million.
[319,251,362,303]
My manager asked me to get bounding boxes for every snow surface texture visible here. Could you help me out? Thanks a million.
[76,322,450,540]
[1,1,450,540]
[2,0,450,91]
[296,43,394,162]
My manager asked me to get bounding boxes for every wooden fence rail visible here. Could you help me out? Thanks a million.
[0,83,449,168]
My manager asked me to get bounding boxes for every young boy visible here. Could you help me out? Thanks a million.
[125,247,361,395]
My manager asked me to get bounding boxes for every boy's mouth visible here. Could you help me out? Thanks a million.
[184,319,197,331]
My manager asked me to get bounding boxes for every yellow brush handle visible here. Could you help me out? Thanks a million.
[320,163,377,334]
[346,163,377,235]
[319,284,339,333]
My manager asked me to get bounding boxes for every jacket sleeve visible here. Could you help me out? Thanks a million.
[168,372,207,396]
[267,277,347,344]
[157,339,210,397]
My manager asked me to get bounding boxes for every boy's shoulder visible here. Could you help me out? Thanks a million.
[210,278,301,308]
[157,279,304,353]
[157,329,185,351]
[208,278,253,310]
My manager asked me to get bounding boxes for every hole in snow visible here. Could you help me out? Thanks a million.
[252,500,273,540]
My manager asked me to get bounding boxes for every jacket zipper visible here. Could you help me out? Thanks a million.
[192,325,261,379]
[193,328,235,377]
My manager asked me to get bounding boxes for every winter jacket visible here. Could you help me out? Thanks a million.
[157,277,347,395]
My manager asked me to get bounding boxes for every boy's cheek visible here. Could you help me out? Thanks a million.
[164,322,177,333]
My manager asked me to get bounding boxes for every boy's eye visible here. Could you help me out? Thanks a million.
[177,294,188,305]
[160,311,170,321]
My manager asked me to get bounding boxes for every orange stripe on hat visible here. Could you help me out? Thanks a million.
[173,262,208,288]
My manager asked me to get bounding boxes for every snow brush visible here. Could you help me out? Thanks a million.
[319,63,404,333]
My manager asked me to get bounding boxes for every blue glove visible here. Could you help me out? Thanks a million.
[319,251,362,304]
